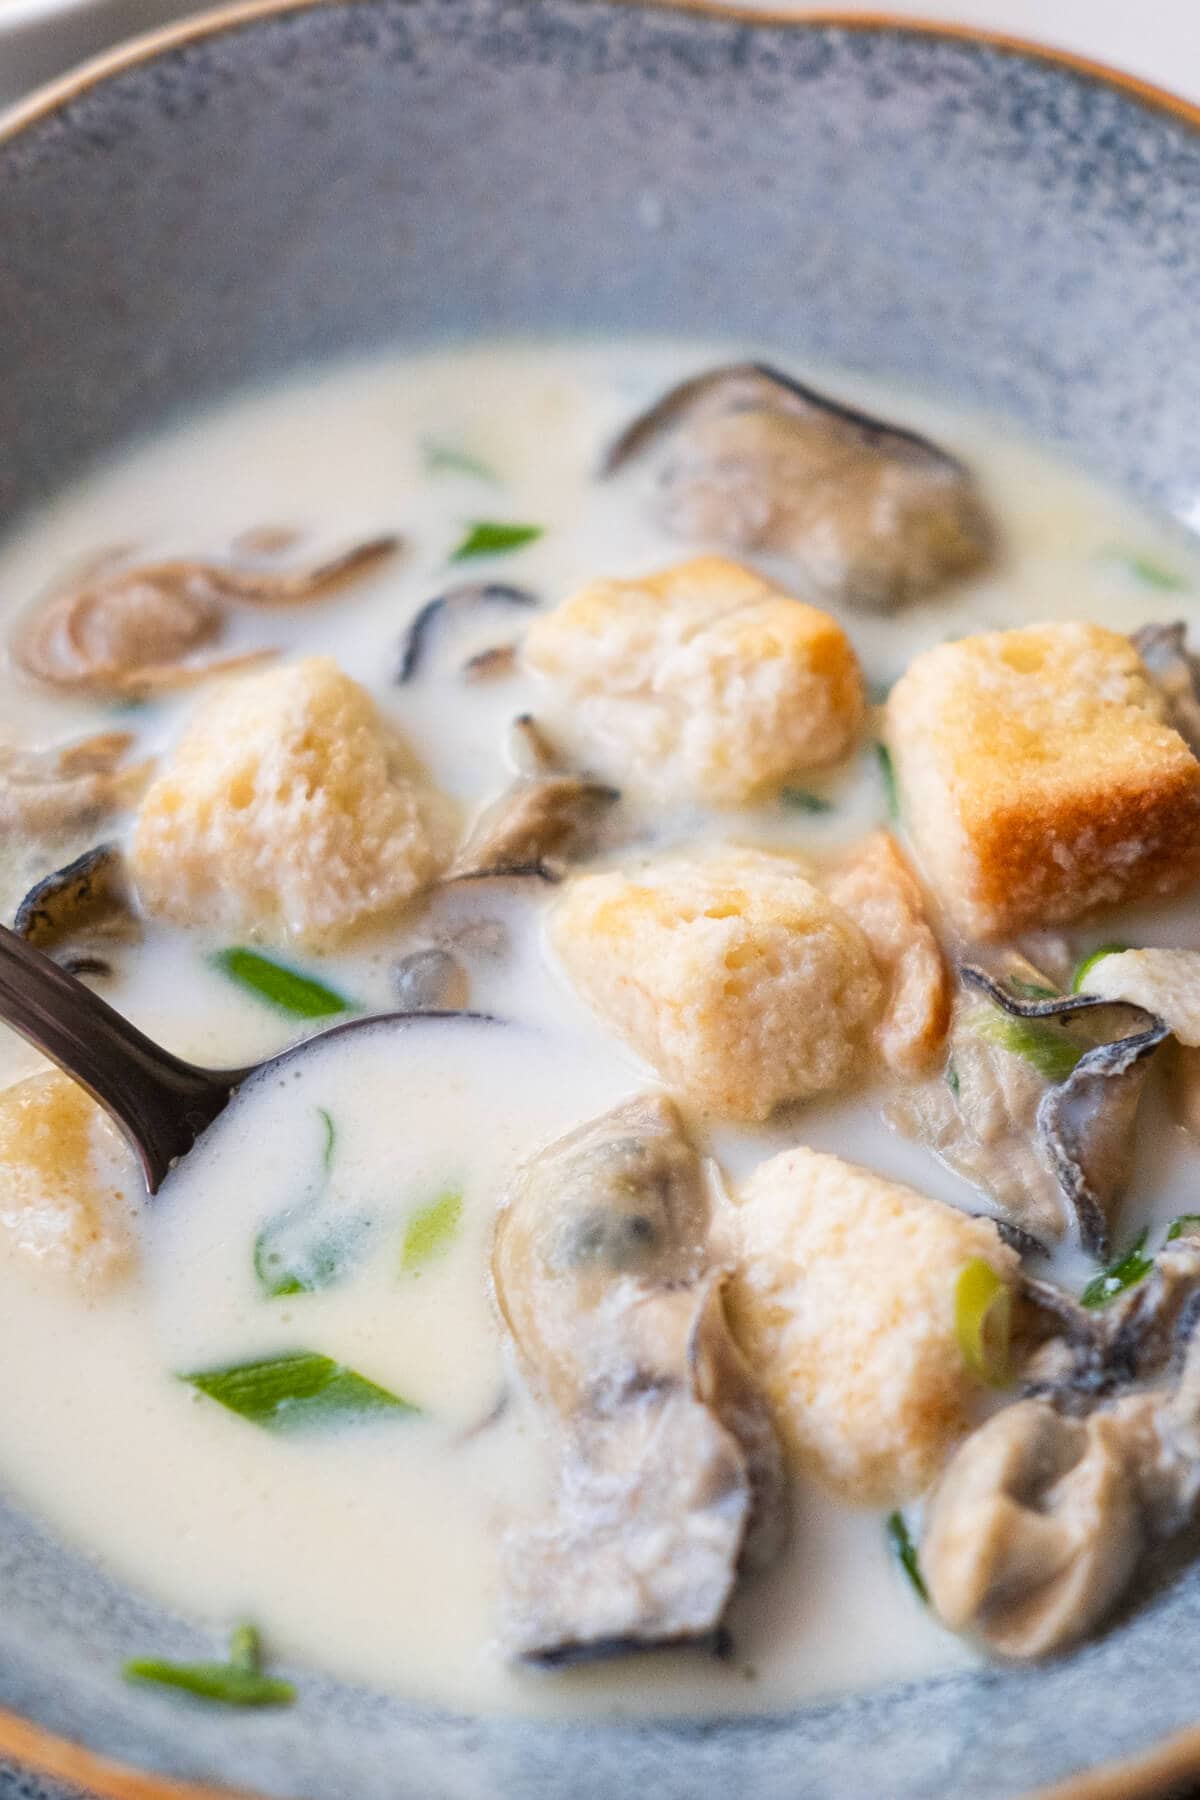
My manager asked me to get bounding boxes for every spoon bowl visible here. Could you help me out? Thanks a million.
[0,922,468,1191]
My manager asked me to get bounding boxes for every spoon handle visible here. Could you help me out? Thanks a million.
[0,924,244,1191]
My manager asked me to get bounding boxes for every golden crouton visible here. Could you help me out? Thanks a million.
[727,1147,1019,1505]
[550,849,881,1120]
[823,830,949,1074]
[133,658,454,948]
[0,1069,138,1287]
[886,623,1200,939]
[524,555,865,803]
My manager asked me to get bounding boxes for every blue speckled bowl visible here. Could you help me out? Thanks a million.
[4,6,1200,1797]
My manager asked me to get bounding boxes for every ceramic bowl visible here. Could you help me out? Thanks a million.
[4,5,1200,1796]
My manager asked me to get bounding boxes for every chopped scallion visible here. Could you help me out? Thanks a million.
[1071,943,1128,994]
[182,1350,418,1431]
[969,1007,1084,1084]
[1101,548,1188,592]
[1080,1230,1153,1309]
[212,948,356,1019]
[401,1188,463,1272]
[228,1623,260,1673]
[317,1106,337,1171]
[779,787,833,814]
[423,441,497,483]
[945,1061,961,1099]
[1006,977,1058,1001]
[885,1511,928,1604]
[1167,1214,1200,1243]
[955,1258,1012,1387]
[253,1211,370,1298]
[450,521,542,563]
[123,1624,294,1708]
[875,742,899,820]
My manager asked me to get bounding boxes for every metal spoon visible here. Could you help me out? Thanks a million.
[0,922,448,1192]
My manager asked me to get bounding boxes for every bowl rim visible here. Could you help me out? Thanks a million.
[6,0,1200,138]
[3,4,1200,1797]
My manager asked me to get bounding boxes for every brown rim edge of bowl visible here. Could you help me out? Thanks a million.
[0,5,1199,1799]
[0,1704,253,1800]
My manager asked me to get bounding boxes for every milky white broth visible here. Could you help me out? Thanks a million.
[1,339,1200,1716]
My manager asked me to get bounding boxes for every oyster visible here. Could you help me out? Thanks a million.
[13,536,398,697]
[492,1095,785,1663]
[603,363,993,610]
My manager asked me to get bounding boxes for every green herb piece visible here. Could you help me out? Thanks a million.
[1167,1214,1200,1243]
[945,1061,961,1099]
[212,948,356,1019]
[1103,548,1188,592]
[1007,977,1058,1001]
[401,1188,463,1272]
[254,1211,370,1298]
[123,1623,294,1708]
[317,1107,336,1171]
[885,1511,928,1604]
[182,1350,418,1431]
[123,1660,295,1706]
[970,1007,1084,1084]
[450,521,543,563]
[875,742,899,820]
[1071,943,1128,994]
[423,441,498,483]
[779,787,833,814]
[955,1258,1012,1387]
[228,1623,260,1673]
[1081,1230,1153,1309]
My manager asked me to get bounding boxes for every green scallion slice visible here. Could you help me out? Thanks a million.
[228,1623,260,1672]
[875,742,899,820]
[1080,1230,1153,1309]
[955,1258,1012,1387]
[124,1660,296,1707]
[779,787,833,814]
[123,1623,294,1708]
[1166,1214,1200,1243]
[401,1189,463,1272]
[1071,943,1128,994]
[969,1007,1083,1084]
[450,521,542,563]
[1006,977,1059,1001]
[212,948,356,1019]
[253,1211,370,1298]
[885,1511,928,1604]
[423,441,497,483]
[317,1106,337,1171]
[1102,549,1188,592]
[182,1351,418,1431]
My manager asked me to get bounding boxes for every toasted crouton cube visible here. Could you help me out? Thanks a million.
[886,623,1200,939]
[823,830,949,1074]
[524,555,865,803]
[727,1147,1018,1505]
[0,1070,138,1286]
[550,850,881,1119]
[133,658,454,948]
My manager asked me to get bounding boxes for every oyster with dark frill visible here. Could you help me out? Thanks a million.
[492,1094,786,1664]
[603,362,993,611]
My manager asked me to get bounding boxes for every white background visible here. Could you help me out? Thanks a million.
[2,0,1200,111]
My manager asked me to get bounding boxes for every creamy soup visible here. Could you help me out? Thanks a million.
[2,340,1200,1717]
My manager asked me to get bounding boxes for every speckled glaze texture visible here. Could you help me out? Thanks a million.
[4,5,1200,1797]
